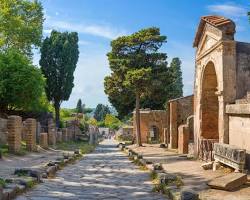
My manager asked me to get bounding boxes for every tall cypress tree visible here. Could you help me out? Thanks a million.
[169,57,183,98]
[76,99,83,113]
[40,30,79,127]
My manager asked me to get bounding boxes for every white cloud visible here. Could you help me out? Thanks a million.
[43,29,52,34]
[45,19,127,39]
[207,3,247,17]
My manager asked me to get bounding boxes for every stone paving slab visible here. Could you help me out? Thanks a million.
[15,140,166,200]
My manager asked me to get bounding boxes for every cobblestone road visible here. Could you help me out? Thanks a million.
[16,140,166,200]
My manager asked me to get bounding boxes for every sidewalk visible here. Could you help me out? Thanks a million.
[127,143,250,200]
[0,148,69,179]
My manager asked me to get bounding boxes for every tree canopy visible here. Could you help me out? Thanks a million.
[0,49,45,111]
[94,104,111,121]
[104,114,121,130]
[40,30,79,127]
[0,0,44,56]
[104,27,175,119]
[168,57,183,99]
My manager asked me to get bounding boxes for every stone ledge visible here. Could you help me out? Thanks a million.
[226,104,250,115]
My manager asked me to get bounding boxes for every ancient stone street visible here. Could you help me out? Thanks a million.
[16,140,165,200]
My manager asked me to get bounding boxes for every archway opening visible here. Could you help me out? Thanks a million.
[201,61,219,139]
[149,125,160,143]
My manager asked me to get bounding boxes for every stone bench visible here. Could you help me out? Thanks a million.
[214,143,246,172]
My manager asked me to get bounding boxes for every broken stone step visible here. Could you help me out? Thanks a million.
[208,173,247,191]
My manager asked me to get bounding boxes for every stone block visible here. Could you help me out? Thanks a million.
[46,166,57,177]
[153,163,163,170]
[180,189,199,200]
[208,173,247,191]
[214,143,246,172]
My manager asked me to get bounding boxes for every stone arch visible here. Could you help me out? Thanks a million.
[200,61,219,139]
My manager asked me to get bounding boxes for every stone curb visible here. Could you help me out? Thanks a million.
[0,151,83,200]
[118,145,200,200]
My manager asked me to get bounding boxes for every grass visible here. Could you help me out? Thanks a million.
[55,140,95,154]
[0,141,28,157]
[0,144,9,156]
[0,178,6,188]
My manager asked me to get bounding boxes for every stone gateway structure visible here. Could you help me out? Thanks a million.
[192,16,250,168]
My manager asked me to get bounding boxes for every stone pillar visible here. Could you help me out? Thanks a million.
[36,122,41,143]
[39,132,48,149]
[57,131,62,143]
[178,125,189,154]
[0,118,8,145]
[21,122,27,141]
[7,116,22,153]
[62,128,68,142]
[48,120,56,145]
[25,118,37,151]
[169,101,178,149]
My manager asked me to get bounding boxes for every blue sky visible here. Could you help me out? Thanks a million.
[35,0,250,108]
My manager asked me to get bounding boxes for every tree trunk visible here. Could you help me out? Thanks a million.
[54,101,60,128]
[135,92,142,146]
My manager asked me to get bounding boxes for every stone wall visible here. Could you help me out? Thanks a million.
[167,95,194,149]
[0,118,7,145]
[226,103,250,168]
[133,109,168,143]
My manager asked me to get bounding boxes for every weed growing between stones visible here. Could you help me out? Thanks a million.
[0,178,6,188]
[139,165,148,171]
[152,182,169,194]
[132,159,142,166]
[150,171,158,182]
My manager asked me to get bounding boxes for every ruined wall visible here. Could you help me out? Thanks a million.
[168,95,194,149]
[133,110,168,143]
[236,42,250,99]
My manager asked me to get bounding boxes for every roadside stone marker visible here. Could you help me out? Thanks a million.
[7,115,22,153]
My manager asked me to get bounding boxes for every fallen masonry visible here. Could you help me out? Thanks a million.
[207,173,247,191]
